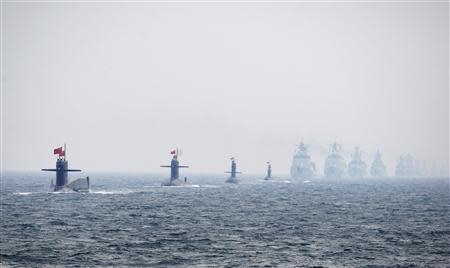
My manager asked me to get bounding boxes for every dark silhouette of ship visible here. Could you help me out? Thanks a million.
[264,162,272,180]
[160,149,189,186]
[225,157,240,184]
[42,144,90,192]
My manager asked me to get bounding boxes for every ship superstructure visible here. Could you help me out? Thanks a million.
[160,148,189,186]
[264,162,272,180]
[42,144,90,192]
[395,154,425,177]
[370,150,387,177]
[347,147,367,177]
[225,157,241,184]
[324,142,346,178]
[290,142,315,179]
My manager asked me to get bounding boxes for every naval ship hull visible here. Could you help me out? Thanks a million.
[370,167,387,177]
[50,177,90,193]
[348,164,367,177]
[226,177,238,184]
[324,166,345,178]
[161,179,187,186]
[290,167,314,179]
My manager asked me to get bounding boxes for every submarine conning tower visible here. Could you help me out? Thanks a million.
[225,158,241,178]
[55,158,69,190]
[231,160,237,178]
[160,149,189,183]
[42,144,81,191]
[170,155,180,180]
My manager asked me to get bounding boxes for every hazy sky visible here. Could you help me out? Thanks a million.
[2,1,449,175]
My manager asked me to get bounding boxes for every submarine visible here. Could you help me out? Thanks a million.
[160,149,189,186]
[42,144,90,193]
[264,161,272,180]
[225,157,241,184]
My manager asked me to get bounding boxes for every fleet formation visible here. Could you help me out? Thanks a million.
[290,141,428,179]
[42,142,433,192]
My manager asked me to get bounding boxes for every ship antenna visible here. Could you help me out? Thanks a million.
[64,143,66,161]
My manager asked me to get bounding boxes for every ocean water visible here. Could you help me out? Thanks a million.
[1,172,449,267]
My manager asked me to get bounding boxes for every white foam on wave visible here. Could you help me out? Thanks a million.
[198,184,220,188]
[160,184,202,188]
[266,180,292,184]
[13,192,34,195]
[90,190,133,195]
[182,184,200,188]
[145,184,220,188]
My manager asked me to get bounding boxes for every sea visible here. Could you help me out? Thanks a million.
[1,172,449,267]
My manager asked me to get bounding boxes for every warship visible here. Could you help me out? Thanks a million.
[42,144,90,193]
[160,149,189,186]
[290,142,316,179]
[370,150,387,177]
[324,141,346,178]
[225,157,240,184]
[264,161,272,180]
[347,147,367,177]
[395,154,424,177]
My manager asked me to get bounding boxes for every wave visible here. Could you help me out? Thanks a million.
[144,184,220,188]
[13,192,34,195]
[90,190,133,195]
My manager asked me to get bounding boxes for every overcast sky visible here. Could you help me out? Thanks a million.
[2,2,449,175]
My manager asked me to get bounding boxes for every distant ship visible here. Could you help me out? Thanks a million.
[290,142,316,179]
[395,154,424,177]
[324,142,346,178]
[264,162,272,180]
[370,150,387,177]
[160,149,189,186]
[225,157,240,184]
[347,147,367,177]
[42,144,90,193]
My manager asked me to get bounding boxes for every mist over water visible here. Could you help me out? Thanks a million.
[3,2,449,174]
[1,172,449,267]
[2,2,449,267]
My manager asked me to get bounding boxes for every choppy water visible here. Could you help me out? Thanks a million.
[1,172,449,267]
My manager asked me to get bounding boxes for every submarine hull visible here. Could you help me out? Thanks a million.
[226,177,238,184]
[161,178,186,186]
[50,177,90,193]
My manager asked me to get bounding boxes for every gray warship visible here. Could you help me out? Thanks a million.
[370,150,387,177]
[160,149,189,186]
[395,154,424,177]
[42,144,90,193]
[225,157,240,184]
[347,147,367,177]
[264,162,272,180]
[324,141,346,178]
[290,142,315,179]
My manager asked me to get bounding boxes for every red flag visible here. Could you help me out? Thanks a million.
[54,147,63,155]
